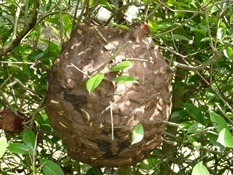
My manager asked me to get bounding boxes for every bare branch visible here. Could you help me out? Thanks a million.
[0,0,40,58]
[173,52,222,71]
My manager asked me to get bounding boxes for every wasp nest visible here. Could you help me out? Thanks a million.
[45,23,172,167]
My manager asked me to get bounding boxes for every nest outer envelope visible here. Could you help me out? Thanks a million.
[45,24,172,167]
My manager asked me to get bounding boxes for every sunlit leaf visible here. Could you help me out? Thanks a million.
[187,135,201,150]
[217,128,233,148]
[192,162,210,175]
[209,110,229,132]
[148,20,158,33]
[111,23,129,30]
[187,123,205,134]
[200,37,214,42]
[216,28,226,40]
[131,124,144,145]
[223,46,233,60]
[0,136,8,158]
[158,22,172,29]
[112,76,138,83]
[7,143,29,155]
[207,131,224,149]
[23,130,36,150]
[40,159,64,175]
[86,74,104,93]
[110,61,132,72]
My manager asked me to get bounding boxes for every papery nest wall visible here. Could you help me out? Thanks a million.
[45,23,172,167]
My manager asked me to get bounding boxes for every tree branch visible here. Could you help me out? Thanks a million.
[0,0,40,58]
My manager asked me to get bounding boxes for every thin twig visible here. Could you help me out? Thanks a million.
[7,78,43,98]
[216,103,233,125]
[163,138,177,146]
[172,52,222,71]
[110,101,114,140]
[0,0,40,58]
[163,121,180,127]
[92,41,131,75]
[67,63,90,78]
[24,96,45,128]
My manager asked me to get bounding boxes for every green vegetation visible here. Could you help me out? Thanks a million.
[1,0,233,174]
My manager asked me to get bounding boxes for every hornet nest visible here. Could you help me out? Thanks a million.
[45,23,172,167]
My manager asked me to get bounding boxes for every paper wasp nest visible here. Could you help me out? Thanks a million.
[45,23,172,167]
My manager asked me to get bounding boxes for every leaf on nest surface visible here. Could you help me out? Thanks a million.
[86,73,104,93]
[131,124,144,145]
[110,61,132,72]
[112,75,138,83]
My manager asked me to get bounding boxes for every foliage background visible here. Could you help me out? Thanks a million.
[0,0,233,174]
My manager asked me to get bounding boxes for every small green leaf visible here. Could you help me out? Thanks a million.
[192,162,210,175]
[183,103,205,125]
[217,128,233,148]
[8,143,29,155]
[216,28,226,40]
[86,73,104,93]
[111,23,129,30]
[209,110,229,132]
[131,124,144,145]
[158,22,172,29]
[173,34,189,41]
[0,136,8,158]
[207,131,224,149]
[187,135,201,150]
[23,130,36,150]
[112,76,138,83]
[110,61,132,72]
[223,46,233,60]
[40,159,64,175]
[148,20,158,33]
[86,167,103,175]
[200,37,214,42]
[187,123,205,134]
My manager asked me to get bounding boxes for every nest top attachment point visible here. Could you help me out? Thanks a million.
[45,23,172,167]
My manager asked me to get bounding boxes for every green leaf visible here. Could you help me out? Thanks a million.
[183,103,205,125]
[173,34,189,41]
[209,110,228,132]
[207,131,224,149]
[192,162,210,175]
[187,123,205,134]
[7,143,29,155]
[86,73,104,93]
[216,28,226,40]
[148,20,158,33]
[131,124,144,145]
[112,76,138,83]
[111,23,129,30]
[200,37,214,42]
[40,159,64,175]
[23,130,36,150]
[0,136,8,158]
[158,22,172,29]
[217,128,233,148]
[110,61,132,72]
[223,46,233,60]
[86,168,103,175]
[187,135,201,150]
